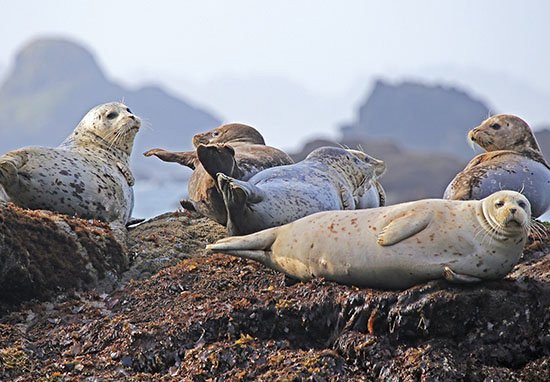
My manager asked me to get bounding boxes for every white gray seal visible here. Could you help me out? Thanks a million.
[208,191,531,290]
[0,102,140,224]
[444,114,549,217]
[217,147,386,236]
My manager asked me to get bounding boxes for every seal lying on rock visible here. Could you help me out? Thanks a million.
[0,102,140,224]
[217,147,386,235]
[144,123,293,224]
[208,191,531,290]
[444,115,549,217]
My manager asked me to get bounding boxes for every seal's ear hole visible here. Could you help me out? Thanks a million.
[107,112,118,120]
[495,201,504,208]
[490,123,501,130]
[518,201,527,209]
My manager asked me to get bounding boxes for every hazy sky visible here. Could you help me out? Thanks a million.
[1,0,549,95]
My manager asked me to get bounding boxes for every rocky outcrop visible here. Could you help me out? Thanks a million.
[0,203,127,313]
[341,80,491,160]
[0,213,547,381]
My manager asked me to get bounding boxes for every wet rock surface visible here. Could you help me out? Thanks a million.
[0,211,548,381]
[0,203,127,314]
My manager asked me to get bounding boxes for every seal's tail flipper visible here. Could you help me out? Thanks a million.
[197,144,242,179]
[206,226,279,264]
[217,173,265,206]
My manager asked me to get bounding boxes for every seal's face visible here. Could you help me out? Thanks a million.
[347,149,386,177]
[193,123,265,147]
[77,102,141,155]
[482,191,531,235]
[468,115,535,152]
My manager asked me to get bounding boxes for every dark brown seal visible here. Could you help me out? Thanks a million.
[144,123,293,224]
[444,115,550,217]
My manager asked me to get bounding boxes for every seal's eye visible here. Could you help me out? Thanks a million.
[106,112,118,120]
[490,123,501,130]
[518,201,527,209]
[495,201,504,208]
[126,108,132,113]
[212,131,220,137]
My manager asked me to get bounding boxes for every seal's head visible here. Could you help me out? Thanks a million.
[193,123,265,147]
[468,115,541,153]
[69,102,141,155]
[346,149,386,177]
[480,191,531,237]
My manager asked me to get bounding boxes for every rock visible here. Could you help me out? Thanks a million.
[0,213,547,380]
[0,202,127,313]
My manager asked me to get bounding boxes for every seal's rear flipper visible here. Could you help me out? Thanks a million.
[377,211,433,246]
[143,148,198,170]
[197,144,243,179]
[206,226,279,265]
[217,173,265,205]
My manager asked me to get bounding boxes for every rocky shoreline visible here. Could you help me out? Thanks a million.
[0,207,548,381]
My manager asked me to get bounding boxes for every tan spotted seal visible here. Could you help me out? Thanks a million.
[208,191,531,289]
[217,147,386,236]
[0,102,140,224]
[444,114,549,217]
[144,123,293,224]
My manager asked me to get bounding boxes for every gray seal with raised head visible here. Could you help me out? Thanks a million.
[444,114,549,217]
[208,191,531,290]
[144,123,293,224]
[217,146,386,236]
[0,102,140,224]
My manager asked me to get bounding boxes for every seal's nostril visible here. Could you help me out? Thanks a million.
[129,115,136,121]
[509,208,517,214]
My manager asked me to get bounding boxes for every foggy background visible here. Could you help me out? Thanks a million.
[0,0,548,218]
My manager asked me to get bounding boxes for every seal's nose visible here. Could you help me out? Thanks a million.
[509,208,517,214]
[129,115,136,121]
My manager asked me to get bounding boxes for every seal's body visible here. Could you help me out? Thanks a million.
[0,102,140,224]
[208,191,530,290]
[144,123,293,224]
[445,115,549,217]
[217,147,386,235]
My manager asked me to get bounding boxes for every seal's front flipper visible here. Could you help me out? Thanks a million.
[443,266,483,284]
[197,144,243,179]
[377,211,433,246]
[143,148,198,169]
[375,181,386,207]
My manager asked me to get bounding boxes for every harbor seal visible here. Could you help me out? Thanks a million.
[217,147,386,236]
[0,102,140,224]
[208,190,531,290]
[144,123,293,224]
[444,114,550,217]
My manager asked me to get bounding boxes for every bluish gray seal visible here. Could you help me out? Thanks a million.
[444,114,549,218]
[217,147,386,236]
[0,102,140,224]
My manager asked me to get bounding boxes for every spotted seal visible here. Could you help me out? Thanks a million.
[144,123,293,224]
[444,114,549,217]
[0,102,140,224]
[216,147,386,236]
[208,191,531,289]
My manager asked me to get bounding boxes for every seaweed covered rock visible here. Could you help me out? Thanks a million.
[0,202,127,312]
[0,213,548,381]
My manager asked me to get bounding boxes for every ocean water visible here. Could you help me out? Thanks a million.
[133,180,188,219]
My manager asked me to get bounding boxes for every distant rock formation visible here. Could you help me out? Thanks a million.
[341,80,491,160]
[0,38,221,181]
